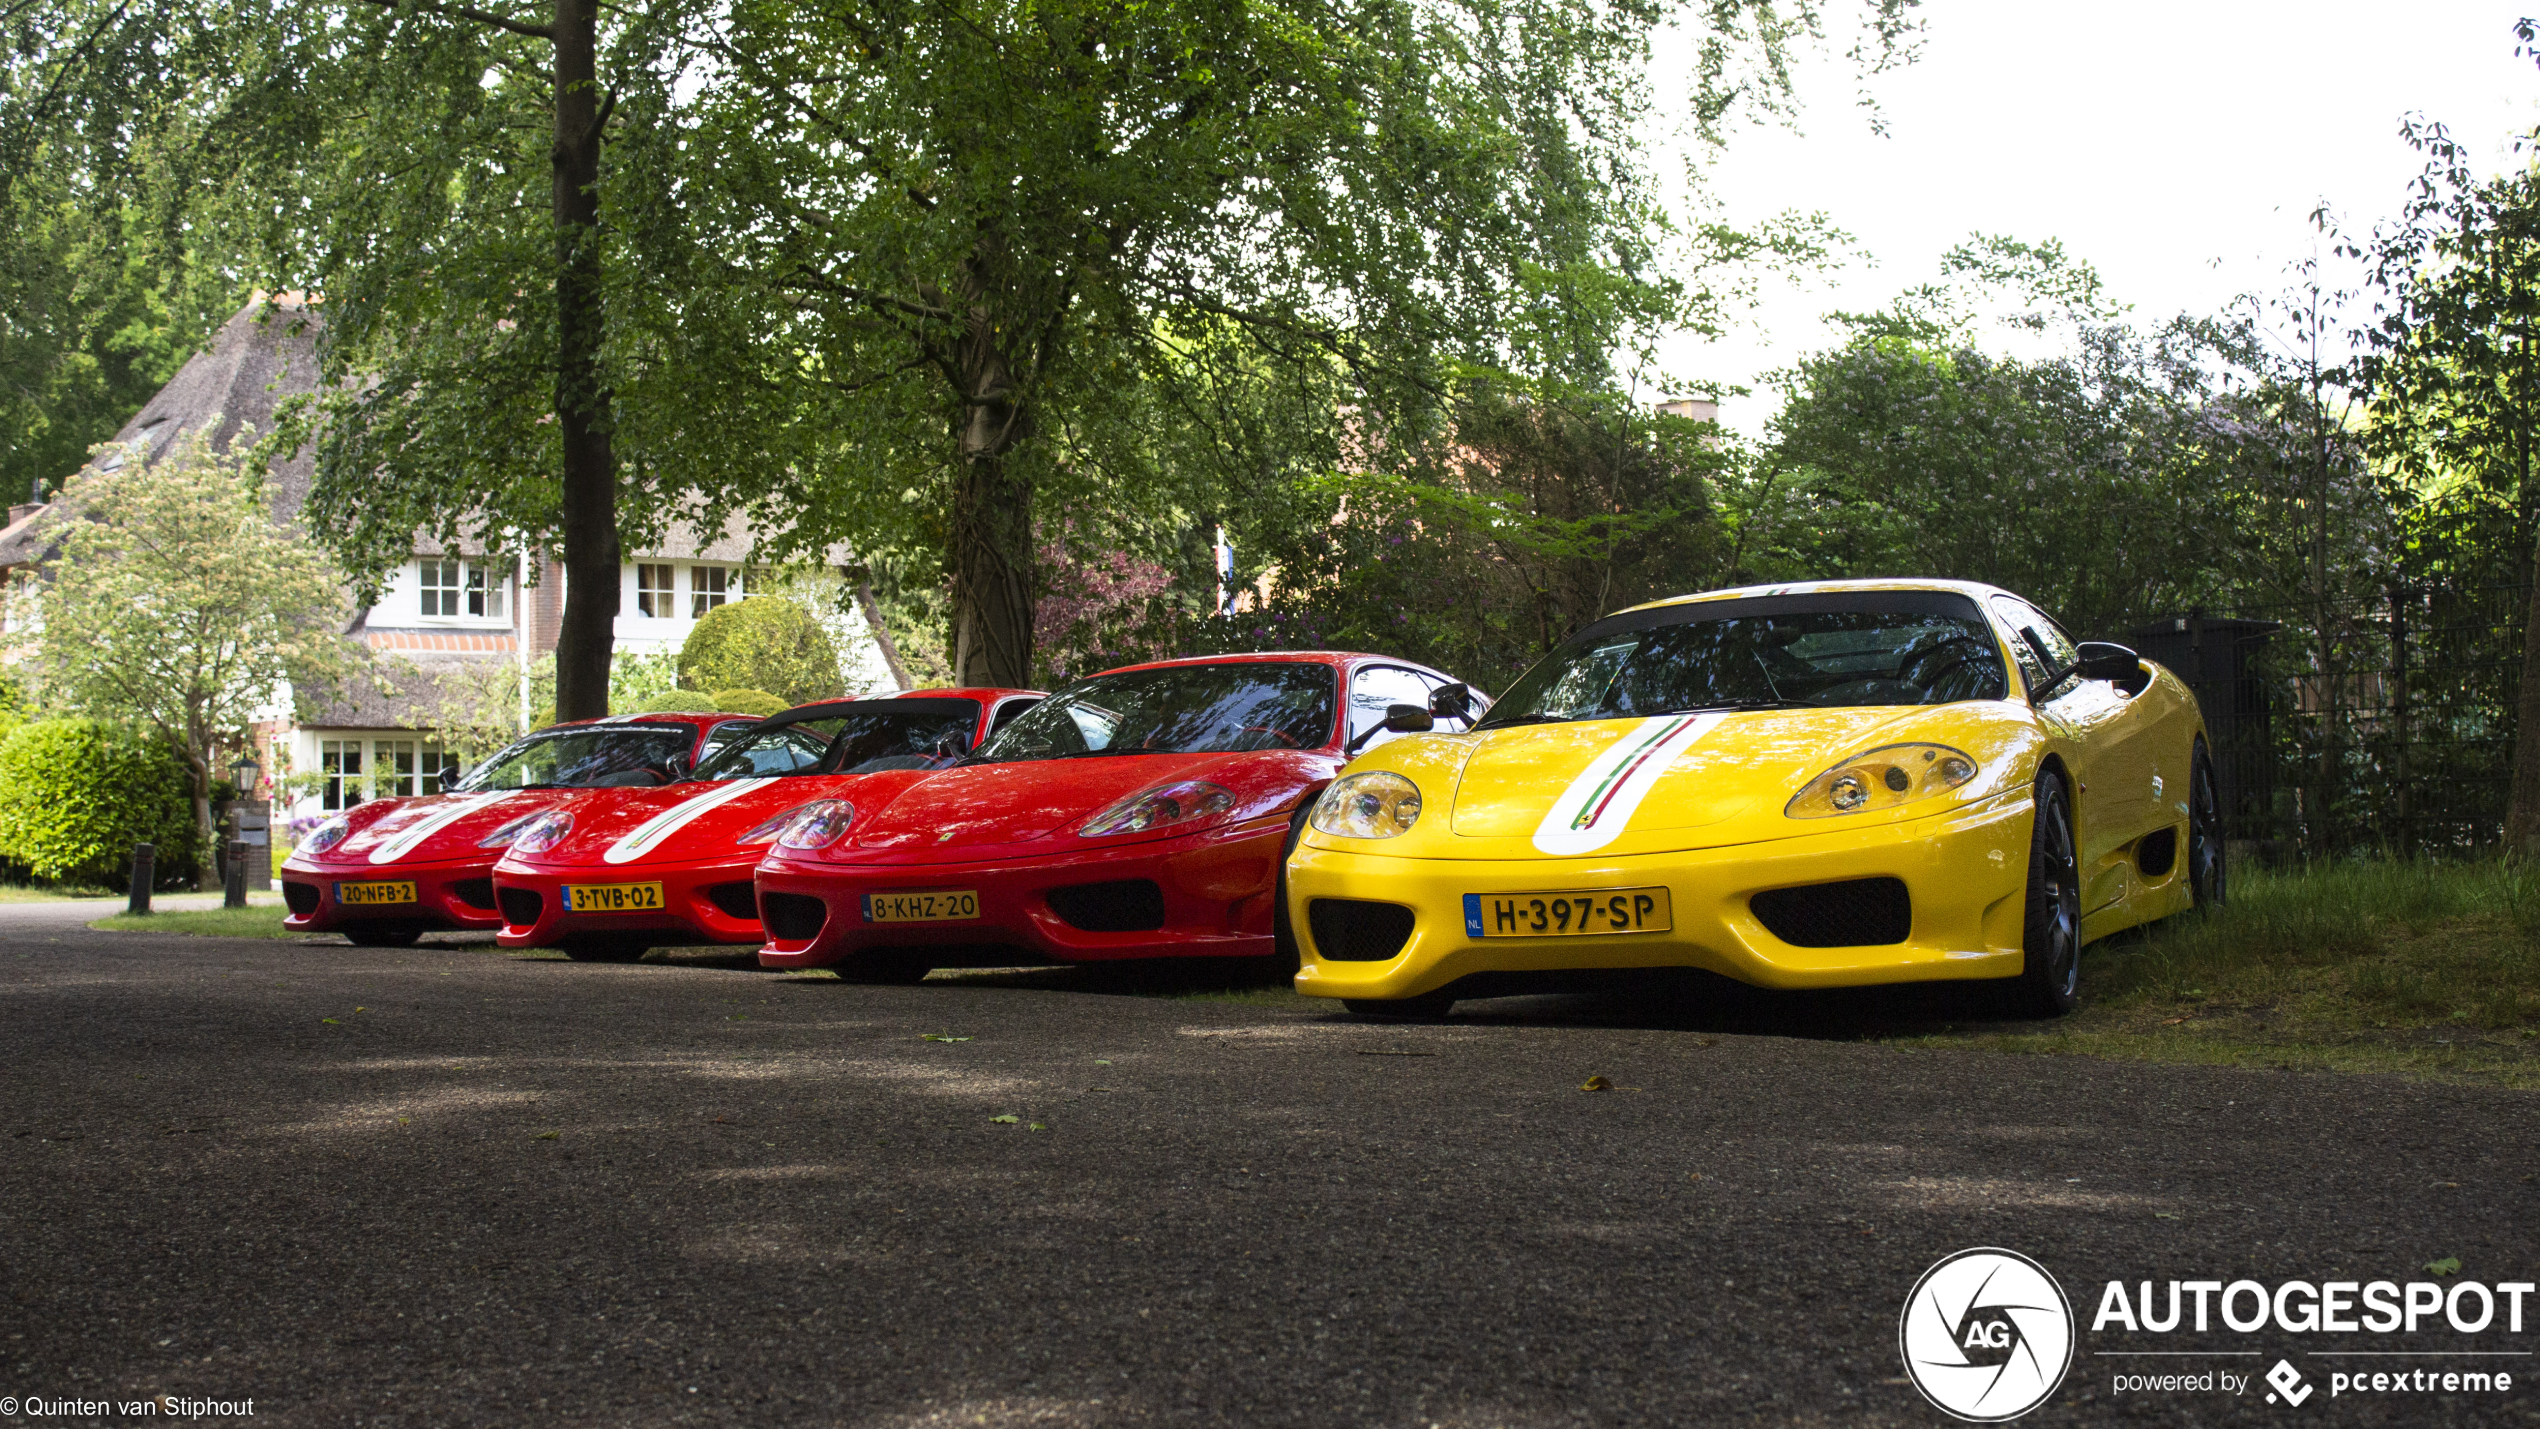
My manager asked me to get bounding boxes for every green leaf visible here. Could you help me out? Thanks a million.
[988,1114,1019,1125]
[2426,1257,2462,1276]
[922,1034,971,1043]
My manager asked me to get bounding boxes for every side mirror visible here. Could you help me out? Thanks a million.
[1345,703,1434,754]
[437,766,465,793]
[2074,641,2141,682]
[1428,683,1473,723]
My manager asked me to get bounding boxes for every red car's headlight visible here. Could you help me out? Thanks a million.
[303,814,354,855]
[773,800,856,851]
[507,809,575,854]
[1078,781,1237,838]
[477,811,545,849]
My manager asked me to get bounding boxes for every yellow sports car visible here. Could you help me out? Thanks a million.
[1285,579,2219,1019]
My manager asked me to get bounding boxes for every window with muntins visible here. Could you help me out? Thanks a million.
[321,741,364,810]
[465,565,507,619]
[691,565,732,618]
[419,560,462,617]
[637,564,676,618]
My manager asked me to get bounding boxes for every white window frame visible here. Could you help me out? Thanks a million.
[637,563,677,619]
[690,565,734,619]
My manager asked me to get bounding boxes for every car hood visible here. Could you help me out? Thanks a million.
[1322,701,2045,861]
[306,787,569,868]
[842,750,1333,860]
[506,771,936,868]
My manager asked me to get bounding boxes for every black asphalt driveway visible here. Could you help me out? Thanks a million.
[3,922,2534,1427]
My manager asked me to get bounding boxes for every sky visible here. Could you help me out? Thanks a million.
[1655,0,2540,437]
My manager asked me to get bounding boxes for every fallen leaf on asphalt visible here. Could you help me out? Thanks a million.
[355,1006,368,1013]
[2154,1212,2179,1220]
[1028,1123,1046,1132]
[534,1131,559,1141]
[1580,1075,1612,1091]
[923,1034,971,1043]
[2427,1257,2463,1276]
[1093,1059,1113,1065]
[989,1114,1019,1125]
[321,1018,340,1025]
[1686,1173,1702,1182]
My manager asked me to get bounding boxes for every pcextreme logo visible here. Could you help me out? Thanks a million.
[1899,1247,2077,1422]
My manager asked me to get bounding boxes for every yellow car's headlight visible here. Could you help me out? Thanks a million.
[1786,743,1979,818]
[1312,772,1423,839]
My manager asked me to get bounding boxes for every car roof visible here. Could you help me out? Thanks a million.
[1616,578,2021,616]
[1088,651,1429,678]
[771,687,1044,719]
[548,711,749,731]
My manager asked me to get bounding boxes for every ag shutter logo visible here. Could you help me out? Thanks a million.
[1900,1247,2076,1421]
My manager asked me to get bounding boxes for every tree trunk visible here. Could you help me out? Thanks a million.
[946,272,1035,688]
[187,751,214,893]
[549,0,617,721]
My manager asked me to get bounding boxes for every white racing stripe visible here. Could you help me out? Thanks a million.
[603,778,774,865]
[1529,713,1725,856]
[366,791,516,865]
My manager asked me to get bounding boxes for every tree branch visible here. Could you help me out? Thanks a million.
[351,0,554,43]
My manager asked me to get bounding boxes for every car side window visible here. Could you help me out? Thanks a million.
[1991,596,2079,699]
[989,697,1040,735]
[695,720,756,767]
[1349,665,1434,751]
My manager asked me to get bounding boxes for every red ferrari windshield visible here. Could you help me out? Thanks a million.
[691,701,983,779]
[966,663,1335,762]
[457,725,697,791]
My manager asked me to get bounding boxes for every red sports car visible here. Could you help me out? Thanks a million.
[280,712,758,946]
[490,689,1042,961]
[754,653,1480,980]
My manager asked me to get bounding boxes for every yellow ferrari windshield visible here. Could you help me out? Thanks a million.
[1483,597,2008,726]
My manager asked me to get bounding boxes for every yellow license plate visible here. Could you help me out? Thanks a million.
[337,881,417,906]
[862,890,981,924]
[1463,887,1671,938]
[560,882,666,913]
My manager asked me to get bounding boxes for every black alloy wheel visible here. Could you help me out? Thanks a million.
[2012,770,2082,1018]
[2187,740,2226,911]
[344,925,424,948]
[1342,990,1457,1022]
[561,939,650,963]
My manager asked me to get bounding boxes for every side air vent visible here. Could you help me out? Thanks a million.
[1308,899,1417,962]
[1749,877,1911,948]
[450,877,498,911]
[759,892,827,941]
[497,886,544,927]
[283,881,321,916]
[1046,879,1167,932]
[704,881,761,922]
[2135,828,2178,879]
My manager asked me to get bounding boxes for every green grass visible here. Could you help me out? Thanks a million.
[0,884,121,903]
[90,907,299,939]
[1911,860,2540,1086]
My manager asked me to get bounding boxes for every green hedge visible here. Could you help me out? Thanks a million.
[623,689,724,713]
[0,718,196,885]
[678,596,843,707]
[704,687,789,717]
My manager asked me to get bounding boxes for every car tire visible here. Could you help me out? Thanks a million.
[561,939,650,963]
[2011,769,2082,1018]
[1268,798,1317,977]
[1342,991,1456,1022]
[344,925,423,948]
[2187,739,2226,912]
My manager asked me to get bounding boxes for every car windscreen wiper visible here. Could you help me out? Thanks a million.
[1640,699,1815,715]
[1474,712,1573,729]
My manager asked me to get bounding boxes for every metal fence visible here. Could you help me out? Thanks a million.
[2131,585,2529,861]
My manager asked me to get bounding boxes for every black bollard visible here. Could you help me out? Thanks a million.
[127,842,154,915]
[223,838,247,909]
